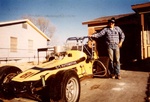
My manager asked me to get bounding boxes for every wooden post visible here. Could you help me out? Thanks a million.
[141,14,146,59]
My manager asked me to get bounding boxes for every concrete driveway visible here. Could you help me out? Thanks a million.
[80,70,149,102]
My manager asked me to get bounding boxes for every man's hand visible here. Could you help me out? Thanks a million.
[88,35,92,37]
[118,41,123,48]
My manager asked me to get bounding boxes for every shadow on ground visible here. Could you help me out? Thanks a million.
[122,58,150,102]
[122,58,150,72]
[147,76,150,102]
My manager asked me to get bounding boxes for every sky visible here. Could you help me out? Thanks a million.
[0,0,149,46]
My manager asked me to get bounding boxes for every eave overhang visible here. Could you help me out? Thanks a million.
[132,2,150,14]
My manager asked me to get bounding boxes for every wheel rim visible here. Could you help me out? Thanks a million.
[66,77,79,102]
[3,73,17,83]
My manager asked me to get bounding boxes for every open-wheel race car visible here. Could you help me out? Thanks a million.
[0,36,110,102]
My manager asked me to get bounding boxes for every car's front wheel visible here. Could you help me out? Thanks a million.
[52,69,80,102]
[0,66,22,85]
[0,66,22,98]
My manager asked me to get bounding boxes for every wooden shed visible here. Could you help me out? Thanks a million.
[82,2,150,63]
[132,2,150,60]
[0,19,50,63]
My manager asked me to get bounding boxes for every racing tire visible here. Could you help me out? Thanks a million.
[92,59,108,77]
[40,74,56,102]
[0,66,22,98]
[52,69,80,102]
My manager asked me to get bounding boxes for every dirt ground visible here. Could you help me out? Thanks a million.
[0,59,150,102]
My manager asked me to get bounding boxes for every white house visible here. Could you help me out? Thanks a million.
[0,19,50,63]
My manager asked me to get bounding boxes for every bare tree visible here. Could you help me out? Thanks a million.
[22,15,56,39]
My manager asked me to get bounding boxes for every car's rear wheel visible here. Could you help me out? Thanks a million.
[52,69,80,102]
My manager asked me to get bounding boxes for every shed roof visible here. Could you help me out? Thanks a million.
[83,2,150,26]
[82,13,135,25]
[0,19,50,41]
[132,2,150,13]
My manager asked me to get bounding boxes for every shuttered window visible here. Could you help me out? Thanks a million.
[28,39,33,53]
[10,37,17,52]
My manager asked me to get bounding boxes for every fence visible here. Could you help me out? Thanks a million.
[0,48,47,63]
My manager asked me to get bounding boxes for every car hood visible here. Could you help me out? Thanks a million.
[12,50,87,82]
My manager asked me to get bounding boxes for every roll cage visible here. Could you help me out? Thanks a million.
[66,36,96,60]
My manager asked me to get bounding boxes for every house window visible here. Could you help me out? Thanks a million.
[28,40,33,53]
[10,37,17,52]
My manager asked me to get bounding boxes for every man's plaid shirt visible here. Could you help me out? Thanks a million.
[92,26,125,46]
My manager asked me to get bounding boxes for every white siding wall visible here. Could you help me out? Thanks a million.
[0,23,48,62]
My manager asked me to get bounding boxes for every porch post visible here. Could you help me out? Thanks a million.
[141,13,146,59]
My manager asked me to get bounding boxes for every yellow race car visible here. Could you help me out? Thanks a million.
[0,36,109,102]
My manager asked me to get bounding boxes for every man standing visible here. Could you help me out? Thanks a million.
[91,17,125,79]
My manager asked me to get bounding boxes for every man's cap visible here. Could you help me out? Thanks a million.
[108,17,115,23]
